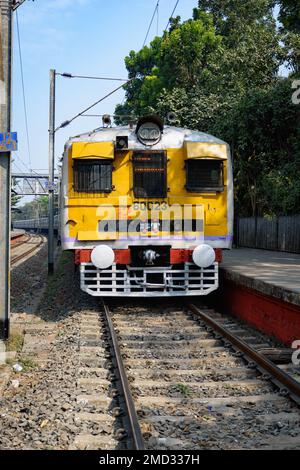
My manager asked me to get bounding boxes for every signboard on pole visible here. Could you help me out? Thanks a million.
[0,132,18,152]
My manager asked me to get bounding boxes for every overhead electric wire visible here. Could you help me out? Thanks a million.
[16,9,32,171]
[11,158,37,195]
[156,0,159,36]
[142,0,159,47]
[11,160,24,195]
[12,0,28,10]
[81,113,137,119]
[13,152,33,174]
[13,152,41,177]
[12,159,26,175]
[56,73,128,82]
[0,0,25,11]
[56,79,133,132]
[165,0,180,32]
[13,152,29,172]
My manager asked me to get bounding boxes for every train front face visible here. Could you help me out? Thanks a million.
[60,116,233,297]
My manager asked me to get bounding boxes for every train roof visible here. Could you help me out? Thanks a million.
[66,125,229,151]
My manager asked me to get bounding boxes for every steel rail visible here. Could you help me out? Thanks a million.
[11,233,30,250]
[102,300,145,450]
[11,234,44,266]
[188,303,300,405]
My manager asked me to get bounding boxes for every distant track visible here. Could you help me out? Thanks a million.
[11,233,44,266]
[11,233,30,250]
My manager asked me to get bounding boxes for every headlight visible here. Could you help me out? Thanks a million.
[192,244,215,268]
[91,245,115,269]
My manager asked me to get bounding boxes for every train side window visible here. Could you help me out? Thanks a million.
[186,159,224,192]
[73,159,112,192]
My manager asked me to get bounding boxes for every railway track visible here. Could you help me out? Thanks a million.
[188,304,300,398]
[69,307,144,450]
[11,233,44,266]
[82,300,300,450]
[11,233,30,250]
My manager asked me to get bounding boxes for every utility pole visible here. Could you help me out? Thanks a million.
[48,68,55,275]
[0,0,13,339]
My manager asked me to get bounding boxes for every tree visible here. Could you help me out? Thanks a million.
[277,0,300,74]
[195,1,276,26]
[212,78,300,216]
[13,196,50,221]
[115,13,223,122]
[11,193,22,213]
[196,0,282,87]
[278,0,300,33]
[11,180,22,214]
[115,1,297,217]
[116,1,283,121]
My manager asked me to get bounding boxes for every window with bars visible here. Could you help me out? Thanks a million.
[73,159,112,193]
[186,159,224,192]
[133,152,167,198]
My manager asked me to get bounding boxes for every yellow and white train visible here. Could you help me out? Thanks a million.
[60,116,233,296]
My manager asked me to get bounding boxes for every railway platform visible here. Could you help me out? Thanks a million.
[217,248,300,345]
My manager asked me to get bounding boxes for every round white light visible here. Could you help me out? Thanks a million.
[91,245,115,270]
[192,244,215,268]
[137,122,161,146]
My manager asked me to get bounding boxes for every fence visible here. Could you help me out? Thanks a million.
[236,215,300,254]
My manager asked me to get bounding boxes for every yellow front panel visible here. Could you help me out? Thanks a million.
[66,143,229,242]
[185,142,227,159]
[72,141,114,159]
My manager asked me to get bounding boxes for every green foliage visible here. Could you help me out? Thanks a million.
[115,0,299,217]
[13,195,50,221]
[277,1,300,74]
[173,383,193,397]
[11,194,22,210]
[5,331,23,352]
[116,1,282,121]
[213,79,300,216]
[115,14,222,122]
[11,180,22,211]
[282,31,300,74]
[18,357,38,372]
[278,0,300,33]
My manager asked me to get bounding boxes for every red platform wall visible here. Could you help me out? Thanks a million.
[217,280,300,346]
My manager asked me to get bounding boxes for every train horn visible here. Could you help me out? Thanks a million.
[166,111,178,124]
[102,114,112,127]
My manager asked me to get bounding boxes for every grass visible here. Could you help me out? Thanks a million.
[6,356,38,372]
[5,331,23,352]
[37,251,73,317]
[46,252,72,294]
[173,383,193,397]
[17,357,38,372]
[0,364,8,373]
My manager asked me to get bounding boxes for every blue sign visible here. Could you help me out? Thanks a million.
[0,133,18,152]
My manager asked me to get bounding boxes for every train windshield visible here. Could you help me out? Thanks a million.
[133,151,167,198]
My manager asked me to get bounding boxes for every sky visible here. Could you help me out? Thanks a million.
[12,0,198,181]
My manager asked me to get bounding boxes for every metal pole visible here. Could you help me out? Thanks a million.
[0,1,12,340]
[48,69,55,275]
